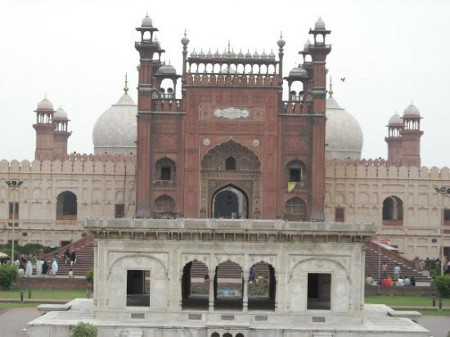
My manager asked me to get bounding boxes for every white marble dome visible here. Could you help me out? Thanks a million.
[326,96,363,160]
[36,97,54,111]
[315,17,326,30]
[92,92,137,155]
[141,14,152,27]
[403,103,420,117]
[54,107,68,121]
[388,113,403,126]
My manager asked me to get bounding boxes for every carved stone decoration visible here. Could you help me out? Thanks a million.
[199,104,265,121]
[202,138,211,146]
[252,139,260,147]
[214,107,250,120]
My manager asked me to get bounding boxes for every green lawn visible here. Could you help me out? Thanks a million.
[0,289,85,300]
[365,295,450,307]
[0,302,38,309]
[418,309,450,316]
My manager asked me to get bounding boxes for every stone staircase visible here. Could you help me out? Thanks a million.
[365,241,432,286]
[40,236,94,277]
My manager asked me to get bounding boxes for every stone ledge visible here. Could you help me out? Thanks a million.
[86,218,375,241]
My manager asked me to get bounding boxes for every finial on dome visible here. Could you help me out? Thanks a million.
[329,77,333,98]
[124,73,129,94]
[277,31,285,49]
[181,29,190,46]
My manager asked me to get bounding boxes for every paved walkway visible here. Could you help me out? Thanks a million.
[0,308,40,337]
[418,316,450,337]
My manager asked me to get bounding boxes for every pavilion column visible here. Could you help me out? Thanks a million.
[208,272,214,312]
[243,274,249,313]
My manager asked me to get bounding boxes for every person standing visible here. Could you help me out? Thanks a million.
[382,262,388,278]
[393,263,401,282]
[42,261,49,275]
[36,258,43,276]
[70,251,77,266]
[51,259,58,276]
[25,260,33,277]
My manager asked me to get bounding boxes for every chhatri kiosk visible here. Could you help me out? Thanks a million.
[28,15,429,337]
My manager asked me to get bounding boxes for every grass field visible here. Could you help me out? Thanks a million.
[365,295,450,307]
[0,289,85,300]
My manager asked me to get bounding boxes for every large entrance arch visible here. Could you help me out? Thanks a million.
[200,140,261,218]
[212,185,248,219]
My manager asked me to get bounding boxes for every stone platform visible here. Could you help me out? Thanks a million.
[27,299,429,337]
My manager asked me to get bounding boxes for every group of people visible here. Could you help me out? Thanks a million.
[14,257,59,276]
[366,262,416,287]
[64,249,77,266]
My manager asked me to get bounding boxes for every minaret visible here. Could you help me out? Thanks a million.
[400,103,423,167]
[53,107,71,160]
[33,96,55,161]
[307,17,331,221]
[385,112,403,164]
[135,13,165,218]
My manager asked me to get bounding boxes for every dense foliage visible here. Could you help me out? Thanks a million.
[71,322,97,337]
[0,264,17,289]
[85,269,94,284]
[434,275,450,298]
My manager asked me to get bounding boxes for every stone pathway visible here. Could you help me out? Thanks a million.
[0,307,40,337]
[418,316,450,337]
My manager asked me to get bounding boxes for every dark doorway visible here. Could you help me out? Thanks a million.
[126,270,150,307]
[307,273,331,310]
[212,186,248,219]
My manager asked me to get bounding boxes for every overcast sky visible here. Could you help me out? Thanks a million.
[1,0,449,168]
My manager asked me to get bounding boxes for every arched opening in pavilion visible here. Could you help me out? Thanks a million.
[181,260,209,310]
[214,260,243,310]
[248,261,276,311]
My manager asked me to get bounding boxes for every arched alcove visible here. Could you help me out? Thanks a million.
[56,191,77,220]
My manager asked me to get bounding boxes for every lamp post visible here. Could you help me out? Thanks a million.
[433,186,450,275]
[6,179,23,266]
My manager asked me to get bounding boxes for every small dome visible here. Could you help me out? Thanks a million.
[253,50,259,58]
[388,113,403,126]
[315,17,326,30]
[304,39,311,51]
[207,49,213,58]
[53,107,68,121]
[36,97,54,111]
[157,64,177,75]
[198,49,205,58]
[326,97,363,160]
[403,103,420,117]
[268,49,275,60]
[238,49,244,58]
[93,92,137,155]
[245,49,252,58]
[289,66,307,78]
[141,14,153,27]
[190,49,197,57]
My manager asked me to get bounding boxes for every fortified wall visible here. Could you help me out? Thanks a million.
[325,159,450,259]
[0,154,136,247]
